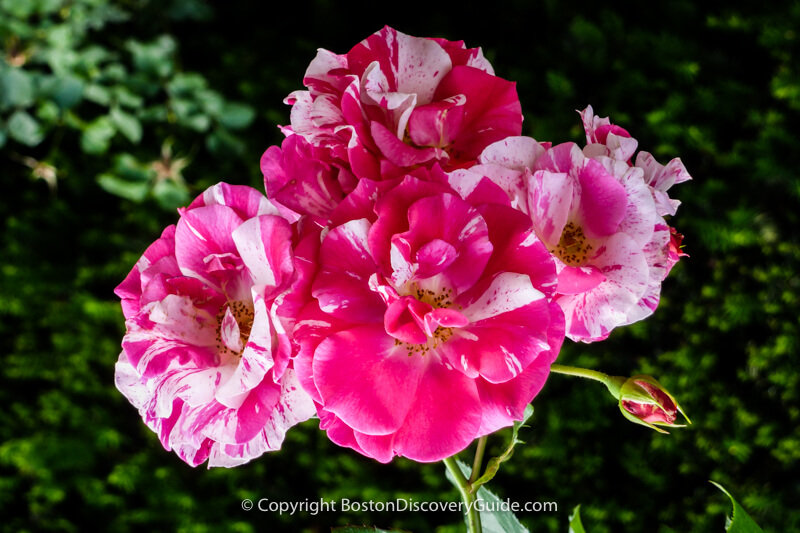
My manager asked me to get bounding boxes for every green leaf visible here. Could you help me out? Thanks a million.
[80,116,116,154]
[170,98,194,118]
[476,480,529,533]
[84,84,112,106]
[54,77,85,109]
[112,153,155,182]
[198,90,224,116]
[110,107,142,144]
[36,101,61,124]
[167,73,208,96]
[171,98,210,131]
[39,76,84,109]
[45,25,75,50]
[36,0,63,16]
[126,36,176,78]
[75,46,114,73]
[102,64,128,83]
[710,482,764,533]
[114,87,144,109]
[472,404,534,489]
[217,102,255,130]
[152,179,190,210]
[569,505,587,533]
[445,458,472,483]
[46,48,81,76]
[206,128,245,155]
[2,0,36,18]
[139,105,168,122]
[0,68,35,108]
[7,110,44,146]
[0,128,7,149]
[444,459,530,533]
[96,174,149,202]
[182,113,211,132]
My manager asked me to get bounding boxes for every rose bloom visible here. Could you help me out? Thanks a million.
[289,173,564,462]
[447,137,653,341]
[529,142,659,341]
[580,105,691,218]
[450,106,691,342]
[281,26,522,182]
[579,106,691,327]
[114,183,315,467]
[260,134,353,223]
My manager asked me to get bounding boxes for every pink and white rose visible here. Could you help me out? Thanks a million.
[261,134,358,223]
[579,106,691,327]
[579,105,692,217]
[290,175,564,463]
[282,26,523,182]
[528,142,659,341]
[452,138,654,341]
[114,183,315,467]
[448,106,691,342]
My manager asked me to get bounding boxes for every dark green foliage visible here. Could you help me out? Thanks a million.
[0,0,256,209]
[711,482,764,533]
[1,1,798,532]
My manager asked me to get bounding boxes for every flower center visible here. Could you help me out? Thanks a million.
[411,284,454,309]
[394,325,455,356]
[550,221,594,266]
[214,300,254,358]
[385,283,467,355]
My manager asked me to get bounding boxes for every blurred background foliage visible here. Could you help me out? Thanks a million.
[1,0,798,531]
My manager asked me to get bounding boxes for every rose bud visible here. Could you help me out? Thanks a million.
[616,375,691,433]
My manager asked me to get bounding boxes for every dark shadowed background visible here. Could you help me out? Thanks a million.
[1,0,798,531]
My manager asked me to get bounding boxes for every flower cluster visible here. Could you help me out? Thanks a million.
[115,26,690,467]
